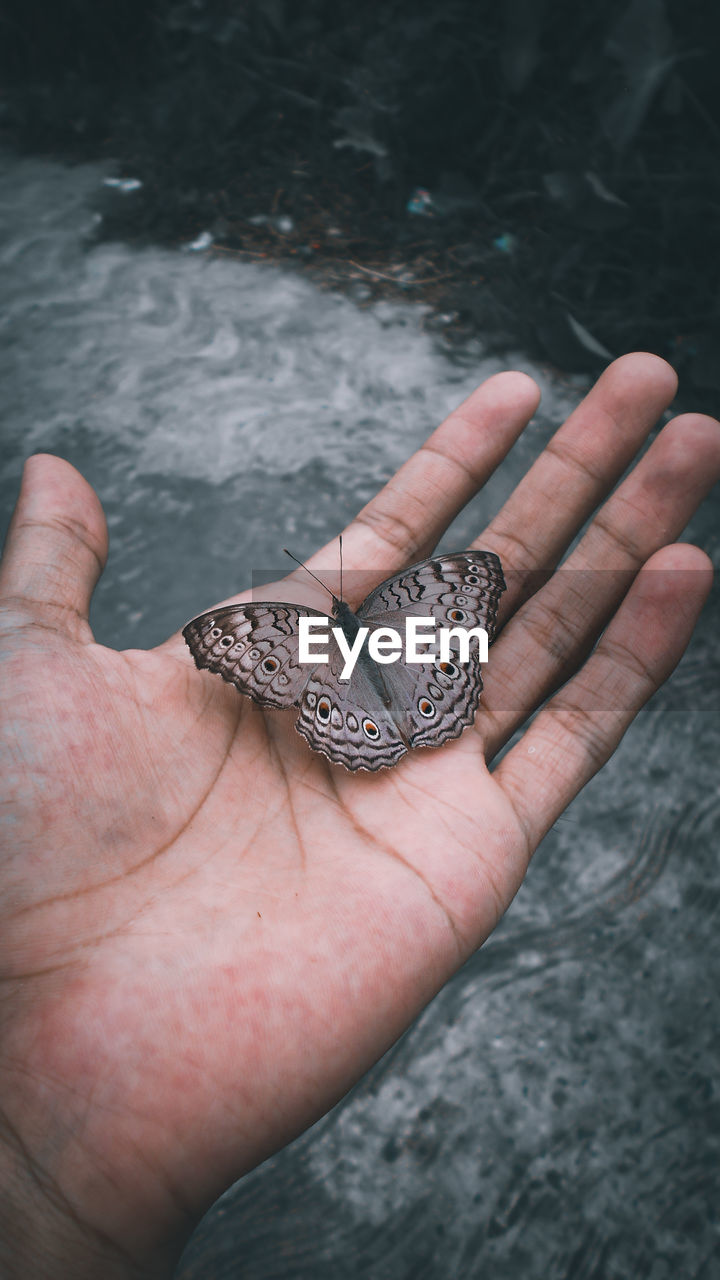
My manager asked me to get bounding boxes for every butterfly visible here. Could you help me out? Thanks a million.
[182,550,505,771]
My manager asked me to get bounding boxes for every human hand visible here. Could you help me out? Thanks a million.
[1,354,718,1278]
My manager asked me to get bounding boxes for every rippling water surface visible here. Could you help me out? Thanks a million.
[1,149,718,1280]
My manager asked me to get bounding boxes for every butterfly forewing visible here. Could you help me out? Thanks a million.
[182,602,329,709]
[358,551,505,640]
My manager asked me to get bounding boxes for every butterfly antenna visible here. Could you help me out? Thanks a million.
[339,535,343,604]
[283,549,335,602]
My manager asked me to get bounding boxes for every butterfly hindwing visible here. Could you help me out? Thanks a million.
[295,634,407,771]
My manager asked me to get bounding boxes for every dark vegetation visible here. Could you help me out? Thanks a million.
[2,0,719,411]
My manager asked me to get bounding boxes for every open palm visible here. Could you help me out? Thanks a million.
[1,355,718,1278]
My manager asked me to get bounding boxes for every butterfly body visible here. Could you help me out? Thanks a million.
[331,597,394,707]
[183,551,505,771]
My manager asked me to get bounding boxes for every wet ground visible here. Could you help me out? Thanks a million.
[1,148,719,1279]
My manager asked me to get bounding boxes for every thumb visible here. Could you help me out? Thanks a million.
[0,454,108,641]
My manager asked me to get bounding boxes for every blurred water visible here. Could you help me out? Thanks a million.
[0,150,579,651]
[1,149,718,1280]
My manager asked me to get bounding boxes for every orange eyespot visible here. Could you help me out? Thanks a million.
[317,699,331,723]
[262,657,279,674]
[418,699,435,718]
[362,718,380,740]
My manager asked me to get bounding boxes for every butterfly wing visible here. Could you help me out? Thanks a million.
[357,550,505,752]
[295,634,408,772]
[182,602,328,709]
[372,648,485,751]
[183,601,408,767]
[358,550,505,639]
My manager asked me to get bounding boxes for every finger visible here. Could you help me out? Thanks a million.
[180,372,539,622]
[477,352,679,613]
[0,454,108,641]
[492,544,713,855]
[304,371,541,602]
[479,411,720,757]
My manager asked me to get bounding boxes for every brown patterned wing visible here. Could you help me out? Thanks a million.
[357,550,506,640]
[379,647,484,751]
[356,550,505,753]
[295,633,408,772]
[182,602,327,709]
